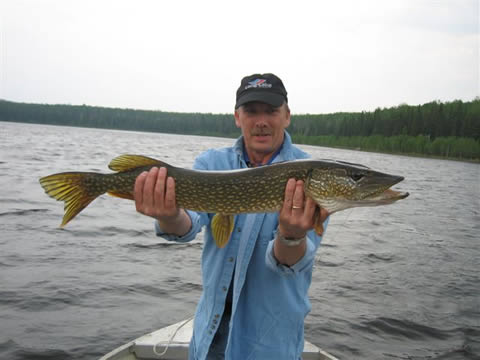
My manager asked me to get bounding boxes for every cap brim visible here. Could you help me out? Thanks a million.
[235,91,285,109]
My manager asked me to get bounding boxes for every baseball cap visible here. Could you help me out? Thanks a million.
[235,73,288,109]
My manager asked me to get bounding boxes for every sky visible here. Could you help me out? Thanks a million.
[1,0,479,114]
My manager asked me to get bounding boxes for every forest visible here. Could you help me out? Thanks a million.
[1,98,479,160]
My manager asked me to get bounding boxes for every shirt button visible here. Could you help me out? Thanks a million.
[215,314,220,318]
[222,286,227,292]
[228,257,234,262]
[213,319,218,324]
[209,330,213,335]
[237,228,242,232]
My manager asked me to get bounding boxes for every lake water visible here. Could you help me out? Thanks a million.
[0,121,479,359]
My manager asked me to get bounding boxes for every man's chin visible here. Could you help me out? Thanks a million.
[250,143,274,155]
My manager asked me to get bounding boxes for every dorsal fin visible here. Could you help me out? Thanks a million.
[108,155,169,172]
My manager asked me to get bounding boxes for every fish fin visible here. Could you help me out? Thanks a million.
[211,214,234,248]
[108,155,169,172]
[313,207,324,236]
[305,181,324,236]
[39,172,105,227]
[107,191,134,200]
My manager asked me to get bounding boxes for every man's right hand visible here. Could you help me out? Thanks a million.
[134,167,191,236]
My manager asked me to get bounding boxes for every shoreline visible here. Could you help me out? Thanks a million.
[2,120,479,163]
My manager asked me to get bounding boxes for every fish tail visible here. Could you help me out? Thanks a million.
[39,172,107,227]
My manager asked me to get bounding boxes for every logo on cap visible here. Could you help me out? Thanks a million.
[245,79,272,90]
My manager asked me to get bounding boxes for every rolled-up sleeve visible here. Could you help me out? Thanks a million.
[265,234,318,276]
[155,210,204,242]
[265,217,329,276]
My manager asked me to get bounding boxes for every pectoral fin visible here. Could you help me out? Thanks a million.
[314,207,324,236]
[211,214,234,248]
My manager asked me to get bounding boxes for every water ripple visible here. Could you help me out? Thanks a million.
[356,317,451,340]
[0,209,48,217]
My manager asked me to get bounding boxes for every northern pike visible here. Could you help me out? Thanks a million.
[39,154,409,247]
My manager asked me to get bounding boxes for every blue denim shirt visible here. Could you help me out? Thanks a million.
[156,132,328,360]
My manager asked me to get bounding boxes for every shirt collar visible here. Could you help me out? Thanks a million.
[242,142,283,167]
[234,130,294,167]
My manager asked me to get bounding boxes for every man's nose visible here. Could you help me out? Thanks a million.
[255,121,267,128]
[253,115,268,127]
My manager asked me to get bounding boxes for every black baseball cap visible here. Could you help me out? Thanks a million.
[235,73,288,109]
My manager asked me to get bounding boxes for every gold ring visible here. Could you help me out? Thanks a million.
[292,205,302,209]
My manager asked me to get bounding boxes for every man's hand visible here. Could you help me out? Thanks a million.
[278,179,328,238]
[134,167,191,236]
[274,178,329,266]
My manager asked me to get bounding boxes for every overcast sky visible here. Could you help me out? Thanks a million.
[1,0,478,114]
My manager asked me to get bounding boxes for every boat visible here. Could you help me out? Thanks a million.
[100,318,339,360]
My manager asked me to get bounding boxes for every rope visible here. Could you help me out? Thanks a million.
[153,316,194,357]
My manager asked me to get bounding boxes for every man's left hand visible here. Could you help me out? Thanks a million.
[278,178,328,239]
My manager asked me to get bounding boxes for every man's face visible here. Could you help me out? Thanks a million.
[234,102,291,157]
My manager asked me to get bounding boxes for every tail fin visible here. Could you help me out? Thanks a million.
[39,172,106,227]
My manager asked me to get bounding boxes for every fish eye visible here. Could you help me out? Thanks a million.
[351,173,365,182]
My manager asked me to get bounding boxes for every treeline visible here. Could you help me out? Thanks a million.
[292,135,479,159]
[290,100,480,139]
[0,101,240,138]
[0,99,479,160]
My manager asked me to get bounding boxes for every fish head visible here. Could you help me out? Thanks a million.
[305,161,409,213]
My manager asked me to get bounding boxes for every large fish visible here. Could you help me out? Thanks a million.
[39,154,409,247]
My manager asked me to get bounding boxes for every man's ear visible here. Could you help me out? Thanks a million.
[234,109,241,128]
[284,106,291,128]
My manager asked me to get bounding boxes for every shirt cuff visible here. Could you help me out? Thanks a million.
[155,210,198,242]
[265,236,316,276]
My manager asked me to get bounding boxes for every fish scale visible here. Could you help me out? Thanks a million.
[171,165,310,214]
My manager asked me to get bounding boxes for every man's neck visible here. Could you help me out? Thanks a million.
[246,151,274,167]
[243,143,284,167]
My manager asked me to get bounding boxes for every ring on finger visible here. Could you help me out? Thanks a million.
[292,205,303,209]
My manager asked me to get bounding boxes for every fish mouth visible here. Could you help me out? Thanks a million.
[390,175,404,186]
[382,188,410,200]
[367,187,409,204]
[361,175,409,203]
[382,175,409,201]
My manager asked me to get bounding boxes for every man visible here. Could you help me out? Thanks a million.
[134,73,329,360]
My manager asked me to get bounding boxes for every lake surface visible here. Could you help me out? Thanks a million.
[0,122,479,360]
